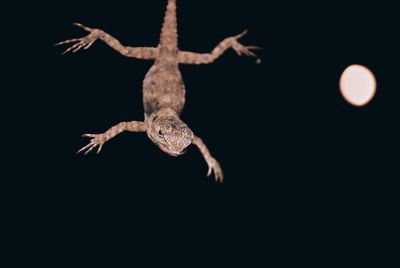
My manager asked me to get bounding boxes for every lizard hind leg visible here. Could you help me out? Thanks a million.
[178,30,262,65]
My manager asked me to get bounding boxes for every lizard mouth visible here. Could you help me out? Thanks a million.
[179,147,188,155]
[170,147,188,157]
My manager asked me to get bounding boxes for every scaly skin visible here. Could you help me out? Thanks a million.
[56,0,261,182]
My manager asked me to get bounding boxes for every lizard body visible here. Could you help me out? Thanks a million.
[56,0,261,182]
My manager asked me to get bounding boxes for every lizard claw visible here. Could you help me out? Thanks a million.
[73,22,93,32]
[234,29,248,39]
[77,133,106,155]
[231,30,263,61]
[233,45,261,57]
[206,157,224,183]
[55,23,101,55]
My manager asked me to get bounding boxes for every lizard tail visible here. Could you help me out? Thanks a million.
[158,0,178,58]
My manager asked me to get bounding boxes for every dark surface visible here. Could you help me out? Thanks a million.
[4,0,399,265]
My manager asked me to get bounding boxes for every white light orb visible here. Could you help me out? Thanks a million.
[339,64,377,107]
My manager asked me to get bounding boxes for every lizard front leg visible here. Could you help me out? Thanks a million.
[178,30,261,64]
[78,121,147,155]
[192,136,224,182]
[55,23,158,60]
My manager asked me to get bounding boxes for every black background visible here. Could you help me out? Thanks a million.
[5,0,399,266]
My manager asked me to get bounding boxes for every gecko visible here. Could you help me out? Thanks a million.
[56,0,261,182]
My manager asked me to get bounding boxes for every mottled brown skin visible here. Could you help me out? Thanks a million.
[56,0,260,182]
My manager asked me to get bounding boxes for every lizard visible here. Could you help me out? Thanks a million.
[56,0,261,182]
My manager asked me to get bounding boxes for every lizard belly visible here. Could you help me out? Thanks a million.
[143,64,186,117]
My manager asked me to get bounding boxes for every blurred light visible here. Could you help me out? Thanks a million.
[339,64,377,107]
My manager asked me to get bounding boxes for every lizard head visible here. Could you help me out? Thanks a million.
[148,113,194,157]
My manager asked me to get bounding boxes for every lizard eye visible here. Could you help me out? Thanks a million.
[158,129,163,137]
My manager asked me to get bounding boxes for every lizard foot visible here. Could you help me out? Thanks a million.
[231,30,263,59]
[77,133,107,155]
[206,157,224,183]
[55,23,103,55]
